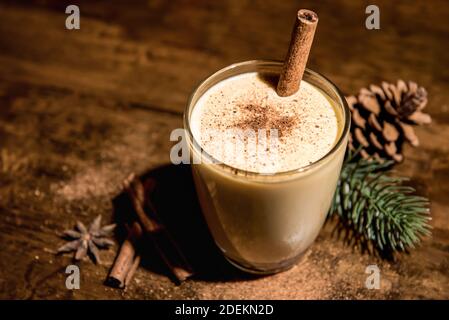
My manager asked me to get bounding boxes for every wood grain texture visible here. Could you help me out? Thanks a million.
[0,0,448,299]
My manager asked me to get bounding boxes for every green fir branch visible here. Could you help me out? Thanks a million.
[330,150,432,254]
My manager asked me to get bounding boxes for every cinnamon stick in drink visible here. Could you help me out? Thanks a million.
[277,9,319,97]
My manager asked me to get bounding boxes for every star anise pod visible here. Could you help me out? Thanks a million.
[57,215,116,264]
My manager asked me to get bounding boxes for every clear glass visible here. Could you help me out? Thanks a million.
[184,60,350,274]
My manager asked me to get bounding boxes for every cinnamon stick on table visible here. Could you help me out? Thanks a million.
[107,221,142,288]
[277,9,319,97]
[126,177,194,283]
[108,174,193,288]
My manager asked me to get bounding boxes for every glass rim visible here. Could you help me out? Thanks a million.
[183,59,351,178]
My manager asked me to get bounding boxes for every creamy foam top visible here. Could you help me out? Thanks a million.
[190,72,340,173]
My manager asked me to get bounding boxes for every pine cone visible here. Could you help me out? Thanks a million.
[346,80,431,162]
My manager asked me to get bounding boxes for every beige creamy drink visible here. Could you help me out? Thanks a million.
[185,61,349,273]
[190,72,340,173]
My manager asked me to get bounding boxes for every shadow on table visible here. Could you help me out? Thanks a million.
[112,164,258,283]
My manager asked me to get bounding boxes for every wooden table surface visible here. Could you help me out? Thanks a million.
[0,0,448,300]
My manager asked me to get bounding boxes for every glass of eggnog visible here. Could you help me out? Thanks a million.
[184,60,350,274]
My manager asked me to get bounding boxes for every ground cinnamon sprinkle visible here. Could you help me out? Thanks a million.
[229,103,299,139]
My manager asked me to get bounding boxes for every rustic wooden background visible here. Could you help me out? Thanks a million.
[0,0,448,299]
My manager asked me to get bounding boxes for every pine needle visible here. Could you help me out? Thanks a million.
[329,150,431,254]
